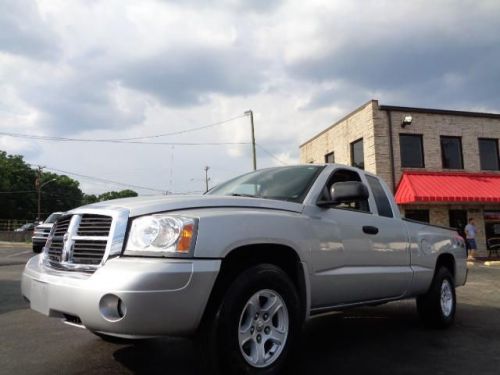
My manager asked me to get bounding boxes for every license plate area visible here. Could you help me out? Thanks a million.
[30,280,49,315]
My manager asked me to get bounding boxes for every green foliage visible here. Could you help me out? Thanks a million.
[82,189,138,204]
[0,151,38,220]
[0,150,85,220]
[1,149,139,220]
[40,172,83,215]
[81,194,99,205]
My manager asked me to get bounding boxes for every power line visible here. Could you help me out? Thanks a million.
[0,132,249,146]
[255,144,289,166]
[0,114,247,144]
[27,163,166,193]
[0,190,37,194]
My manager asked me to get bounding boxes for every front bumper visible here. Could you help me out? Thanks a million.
[22,255,221,337]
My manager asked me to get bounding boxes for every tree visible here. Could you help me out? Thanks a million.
[39,172,83,216]
[97,189,138,202]
[81,190,138,205]
[81,194,99,205]
[0,151,37,219]
[0,150,84,220]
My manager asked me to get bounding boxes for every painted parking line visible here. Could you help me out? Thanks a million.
[4,250,32,258]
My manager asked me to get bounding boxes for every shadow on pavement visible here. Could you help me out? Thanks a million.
[112,302,500,375]
[0,280,29,315]
[113,337,198,375]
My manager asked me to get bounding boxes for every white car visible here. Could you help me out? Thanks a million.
[32,212,64,253]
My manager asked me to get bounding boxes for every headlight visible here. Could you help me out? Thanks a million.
[124,215,197,257]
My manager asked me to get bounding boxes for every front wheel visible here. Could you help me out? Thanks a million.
[200,264,302,374]
[416,267,456,328]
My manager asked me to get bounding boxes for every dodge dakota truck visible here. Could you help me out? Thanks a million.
[22,164,467,374]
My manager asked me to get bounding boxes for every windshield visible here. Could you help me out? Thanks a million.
[207,166,324,203]
[45,213,62,224]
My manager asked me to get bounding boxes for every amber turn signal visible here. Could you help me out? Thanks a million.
[176,223,194,253]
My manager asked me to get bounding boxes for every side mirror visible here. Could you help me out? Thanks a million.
[317,181,369,207]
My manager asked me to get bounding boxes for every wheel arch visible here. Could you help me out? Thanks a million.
[199,243,308,330]
[435,252,456,279]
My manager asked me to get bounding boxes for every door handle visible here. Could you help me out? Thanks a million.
[363,226,379,235]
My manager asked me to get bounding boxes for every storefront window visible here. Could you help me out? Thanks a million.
[404,209,429,223]
[484,211,500,251]
[449,209,467,239]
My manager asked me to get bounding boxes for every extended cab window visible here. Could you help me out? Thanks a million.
[322,169,370,212]
[366,175,393,218]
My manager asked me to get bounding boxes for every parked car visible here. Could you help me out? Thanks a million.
[15,223,35,232]
[32,212,64,253]
[22,165,467,374]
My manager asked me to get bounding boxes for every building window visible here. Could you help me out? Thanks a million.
[399,134,424,168]
[441,136,464,169]
[350,138,364,170]
[479,138,500,171]
[324,152,335,163]
[405,209,429,223]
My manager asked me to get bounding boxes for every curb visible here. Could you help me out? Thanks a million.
[484,261,500,267]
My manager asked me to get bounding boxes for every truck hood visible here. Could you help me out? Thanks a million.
[75,195,304,217]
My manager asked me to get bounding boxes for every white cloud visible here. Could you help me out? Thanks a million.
[1,0,499,197]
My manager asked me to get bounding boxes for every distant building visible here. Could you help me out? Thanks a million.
[300,100,500,257]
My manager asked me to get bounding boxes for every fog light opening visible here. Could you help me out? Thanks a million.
[99,294,127,322]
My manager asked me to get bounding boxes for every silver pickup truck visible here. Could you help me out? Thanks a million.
[22,164,467,374]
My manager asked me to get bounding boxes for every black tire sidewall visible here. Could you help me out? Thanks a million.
[417,267,456,328]
[215,264,301,375]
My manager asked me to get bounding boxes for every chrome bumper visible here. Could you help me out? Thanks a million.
[22,255,221,337]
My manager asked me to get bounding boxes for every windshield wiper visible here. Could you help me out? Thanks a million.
[228,193,260,198]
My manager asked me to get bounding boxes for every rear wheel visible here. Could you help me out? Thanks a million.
[198,264,302,374]
[416,267,456,328]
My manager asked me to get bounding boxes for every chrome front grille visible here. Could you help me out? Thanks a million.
[43,209,129,272]
[72,239,108,265]
[77,214,112,236]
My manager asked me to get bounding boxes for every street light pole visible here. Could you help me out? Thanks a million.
[36,178,56,221]
[244,110,257,171]
[204,166,210,193]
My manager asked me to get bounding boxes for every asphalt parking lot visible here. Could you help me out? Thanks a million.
[1,244,500,375]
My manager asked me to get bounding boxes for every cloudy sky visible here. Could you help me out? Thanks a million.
[1,0,499,196]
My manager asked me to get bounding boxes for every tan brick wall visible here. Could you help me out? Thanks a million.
[301,100,500,257]
[386,111,500,185]
[299,101,378,175]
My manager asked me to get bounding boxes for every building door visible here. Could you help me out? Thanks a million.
[449,209,467,239]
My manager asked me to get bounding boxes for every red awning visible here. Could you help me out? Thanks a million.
[395,171,500,204]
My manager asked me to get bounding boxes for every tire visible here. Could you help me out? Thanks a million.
[198,264,302,375]
[416,267,456,328]
[32,246,43,253]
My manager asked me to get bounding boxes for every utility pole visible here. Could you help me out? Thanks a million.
[35,166,43,222]
[204,166,210,193]
[35,166,56,222]
[244,110,257,171]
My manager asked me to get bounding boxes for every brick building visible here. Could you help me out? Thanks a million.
[300,100,500,257]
